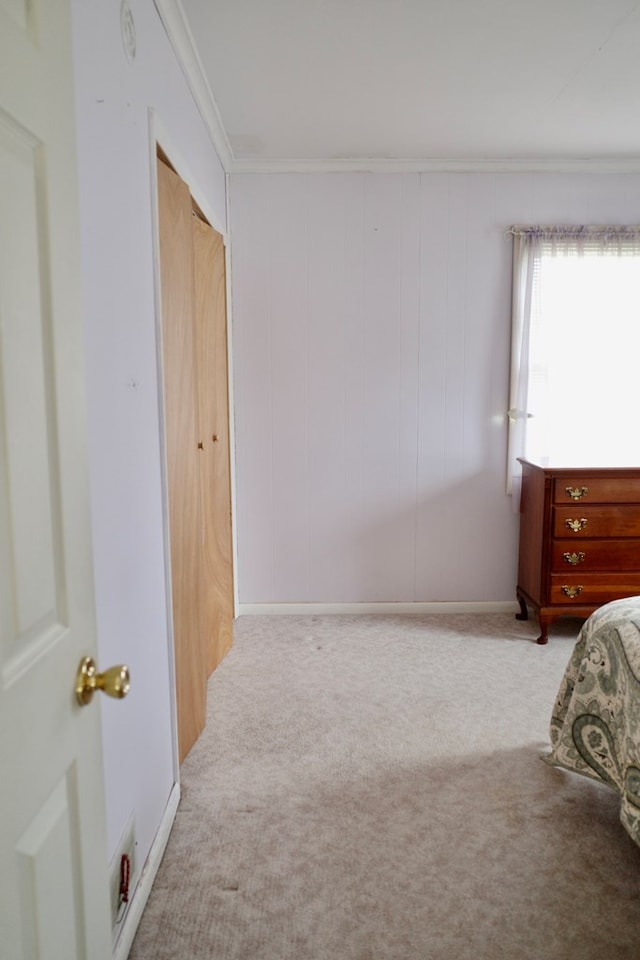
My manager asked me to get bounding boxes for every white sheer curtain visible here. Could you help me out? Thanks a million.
[507,225,640,501]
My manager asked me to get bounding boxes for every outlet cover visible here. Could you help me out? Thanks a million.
[109,818,137,933]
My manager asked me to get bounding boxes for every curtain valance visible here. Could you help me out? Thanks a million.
[507,225,640,254]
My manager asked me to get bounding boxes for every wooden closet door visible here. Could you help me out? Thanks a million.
[156,158,207,762]
[192,217,234,673]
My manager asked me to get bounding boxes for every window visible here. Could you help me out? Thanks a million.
[507,225,640,496]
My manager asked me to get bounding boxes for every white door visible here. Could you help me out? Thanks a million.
[0,1,113,958]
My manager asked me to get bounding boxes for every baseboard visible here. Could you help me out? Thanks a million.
[237,601,520,616]
[113,781,181,960]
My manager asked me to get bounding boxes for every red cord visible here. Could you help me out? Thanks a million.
[119,854,131,904]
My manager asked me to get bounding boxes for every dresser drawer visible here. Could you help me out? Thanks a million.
[553,478,640,504]
[549,574,640,605]
[552,506,640,538]
[550,539,640,571]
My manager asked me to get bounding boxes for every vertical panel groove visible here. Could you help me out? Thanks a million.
[304,178,311,596]
[413,175,423,600]
[267,181,275,597]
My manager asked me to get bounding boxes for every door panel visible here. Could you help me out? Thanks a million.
[0,114,65,683]
[16,776,82,960]
[192,217,234,674]
[0,1,112,957]
[156,158,207,763]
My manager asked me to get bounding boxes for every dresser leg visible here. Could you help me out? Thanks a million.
[515,591,528,621]
[536,617,549,645]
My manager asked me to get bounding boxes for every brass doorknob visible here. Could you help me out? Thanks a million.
[75,657,131,706]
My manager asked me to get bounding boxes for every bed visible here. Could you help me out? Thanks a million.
[546,596,640,847]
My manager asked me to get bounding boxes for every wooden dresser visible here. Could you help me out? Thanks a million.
[516,459,640,643]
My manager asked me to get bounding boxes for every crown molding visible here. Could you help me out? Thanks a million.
[153,0,233,170]
[151,2,640,178]
[229,155,640,175]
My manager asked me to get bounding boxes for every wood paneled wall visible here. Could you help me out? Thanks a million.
[230,172,640,604]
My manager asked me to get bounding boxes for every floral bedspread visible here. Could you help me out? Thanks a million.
[546,596,640,847]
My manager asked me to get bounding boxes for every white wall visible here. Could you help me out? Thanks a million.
[230,171,640,605]
[71,0,226,870]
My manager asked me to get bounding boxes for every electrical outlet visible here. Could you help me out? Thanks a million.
[109,818,137,933]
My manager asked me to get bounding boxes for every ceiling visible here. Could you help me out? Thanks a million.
[176,0,640,171]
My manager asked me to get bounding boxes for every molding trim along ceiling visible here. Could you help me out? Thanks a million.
[230,157,640,174]
[153,0,233,170]
[154,0,640,175]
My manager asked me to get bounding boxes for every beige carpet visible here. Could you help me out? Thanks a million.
[128,614,640,960]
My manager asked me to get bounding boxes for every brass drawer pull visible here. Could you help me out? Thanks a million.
[561,585,583,598]
[565,518,588,532]
[563,551,585,566]
[565,486,588,500]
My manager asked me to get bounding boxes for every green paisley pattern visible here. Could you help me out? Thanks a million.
[546,597,640,846]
